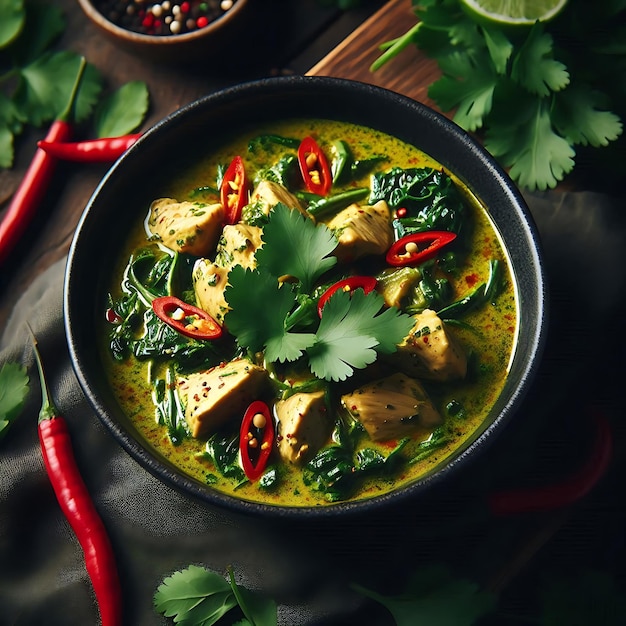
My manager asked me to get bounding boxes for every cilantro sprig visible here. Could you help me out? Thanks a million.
[154,564,277,626]
[0,0,149,169]
[223,204,413,382]
[372,0,625,191]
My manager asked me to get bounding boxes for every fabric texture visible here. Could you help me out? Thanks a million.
[1,190,624,625]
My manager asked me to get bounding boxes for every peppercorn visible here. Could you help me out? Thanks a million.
[95,0,238,36]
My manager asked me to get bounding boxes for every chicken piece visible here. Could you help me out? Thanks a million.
[193,223,263,324]
[247,180,308,219]
[192,259,230,324]
[214,223,263,270]
[394,309,467,381]
[275,390,332,464]
[325,200,393,263]
[180,358,268,438]
[341,373,442,442]
[147,198,224,257]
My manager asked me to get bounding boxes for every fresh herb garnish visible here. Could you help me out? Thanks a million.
[154,564,277,626]
[372,0,624,191]
[224,204,413,381]
[352,564,496,626]
[0,361,29,441]
[0,0,149,168]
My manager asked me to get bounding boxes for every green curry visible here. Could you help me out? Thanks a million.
[103,118,517,508]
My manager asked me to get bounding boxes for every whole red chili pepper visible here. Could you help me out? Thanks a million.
[30,332,122,626]
[37,133,142,163]
[152,295,223,341]
[386,231,457,267]
[317,275,378,317]
[298,136,332,197]
[0,58,86,267]
[239,400,274,481]
[220,155,249,224]
[488,408,613,516]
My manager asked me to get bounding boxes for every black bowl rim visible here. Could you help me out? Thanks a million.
[64,75,549,519]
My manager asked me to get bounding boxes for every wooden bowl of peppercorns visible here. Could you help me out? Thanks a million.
[77,0,249,63]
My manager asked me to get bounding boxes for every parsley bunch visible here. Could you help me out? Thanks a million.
[0,0,149,169]
[373,0,625,191]
[223,204,414,382]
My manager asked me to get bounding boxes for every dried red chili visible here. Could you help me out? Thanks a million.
[0,58,86,266]
[220,155,249,224]
[298,136,332,196]
[31,332,122,626]
[152,296,222,340]
[386,231,457,267]
[239,400,274,481]
[37,133,142,162]
[488,408,613,516]
[317,276,378,317]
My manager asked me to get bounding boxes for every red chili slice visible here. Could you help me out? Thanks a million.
[317,276,378,317]
[386,231,457,267]
[152,296,222,341]
[239,400,274,481]
[220,155,249,224]
[297,136,332,196]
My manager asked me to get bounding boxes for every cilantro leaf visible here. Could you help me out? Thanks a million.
[0,125,12,168]
[13,50,103,126]
[7,1,65,65]
[94,80,149,138]
[228,567,277,626]
[254,203,337,292]
[352,564,496,626]
[0,361,29,441]
[0,0,25,48]
[153,564,237,624]
[511,24,569,97]
[481,26,513,75]
[307,289,411,382]
[224,266,316,362]
[429,50,498,132]
[553,85,624,148]
[484,97,575,191]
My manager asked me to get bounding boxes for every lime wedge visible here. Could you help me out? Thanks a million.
[460,0,568,26]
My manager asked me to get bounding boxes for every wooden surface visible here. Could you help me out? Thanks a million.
[307,0,441,109]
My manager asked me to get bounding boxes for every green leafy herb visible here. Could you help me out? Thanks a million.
[254,203,337,292]
[94,80,149,138]
[352,563,496,626]
[0,0,149,168]
[154,564,277,626]
[0,361,29,441]
[224,204,413,381]
[372,0,625,191]
[0,0,25,48]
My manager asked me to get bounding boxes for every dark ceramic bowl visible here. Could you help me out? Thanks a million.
[77,0,249,63]
[65,76,548,519]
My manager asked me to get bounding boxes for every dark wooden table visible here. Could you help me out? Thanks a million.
[2,0,625,622]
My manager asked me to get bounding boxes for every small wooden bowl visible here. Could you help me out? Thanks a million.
[77,0,249,63]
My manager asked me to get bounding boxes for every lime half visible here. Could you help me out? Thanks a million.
[460,0,569,26]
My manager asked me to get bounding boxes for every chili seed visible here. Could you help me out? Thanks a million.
[252,412,266,429]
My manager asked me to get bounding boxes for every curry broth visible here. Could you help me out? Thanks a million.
[103,119,517,508]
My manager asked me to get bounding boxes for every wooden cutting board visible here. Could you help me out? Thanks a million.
[307,0,445,113]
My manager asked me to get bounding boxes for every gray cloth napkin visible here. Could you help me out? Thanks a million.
[1,190,624,625]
